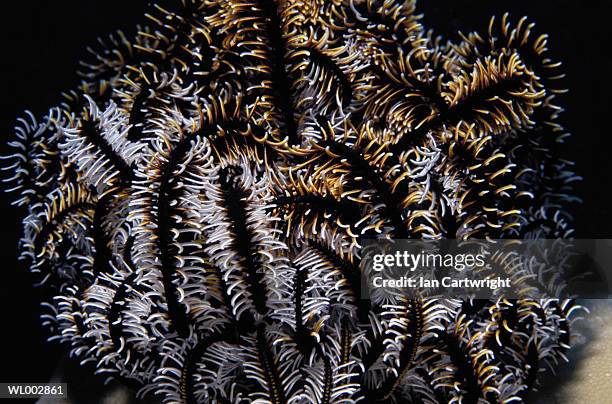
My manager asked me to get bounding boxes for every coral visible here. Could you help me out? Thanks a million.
[3,1,583,402]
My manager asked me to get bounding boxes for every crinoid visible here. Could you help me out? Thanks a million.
[3,1,583,403]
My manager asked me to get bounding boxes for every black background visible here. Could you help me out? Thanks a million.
[0,0,610,399]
